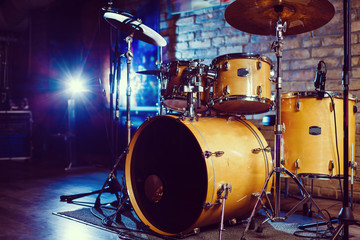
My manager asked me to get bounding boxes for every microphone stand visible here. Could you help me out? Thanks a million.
[331,0,360,238]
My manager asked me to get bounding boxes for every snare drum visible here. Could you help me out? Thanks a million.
[281,91,357,177]
[162,61,208,112]
[125,115,272,235]
[210,53,273,114]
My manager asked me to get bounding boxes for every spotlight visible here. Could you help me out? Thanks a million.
[67,78,87,96]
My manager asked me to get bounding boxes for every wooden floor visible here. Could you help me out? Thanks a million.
[0,160,359,240]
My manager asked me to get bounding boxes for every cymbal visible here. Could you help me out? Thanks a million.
[137,69,164,77]
[104,12,167,46]
[225,0,335,36]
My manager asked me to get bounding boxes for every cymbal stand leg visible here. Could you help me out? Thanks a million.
[94,150,128,208]
[241,170,275,240]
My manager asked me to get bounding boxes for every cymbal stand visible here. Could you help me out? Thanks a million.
[125,34,133,145]
[93,32,137,210]
[241,17,333,239]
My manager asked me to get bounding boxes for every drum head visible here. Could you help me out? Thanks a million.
[212,52,273,67]
[127,116,207,234]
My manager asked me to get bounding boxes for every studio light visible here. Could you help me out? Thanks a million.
[67,78,87,96]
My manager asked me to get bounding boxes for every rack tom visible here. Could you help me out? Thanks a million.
[210,53,273,114]
[162,60,208,113]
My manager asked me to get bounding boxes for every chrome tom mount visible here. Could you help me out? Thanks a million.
[180,60,207,118]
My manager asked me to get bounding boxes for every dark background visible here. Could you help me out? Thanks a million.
[0,0,159,168]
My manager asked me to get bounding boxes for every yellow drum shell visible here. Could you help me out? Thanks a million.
[162,61,208,112]
[211,53,273,114]
[125,115,272,236]
[281,91,357,177]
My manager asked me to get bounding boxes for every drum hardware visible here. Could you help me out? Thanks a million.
[223,85,230,95]
[223,0,337,237]
[329,160,334,172]
[350,144,357,209]
[203,150,225,158]
[256,60,262,70]
[295,159,300,170]
[161,60,209,114]
[218,183,232,240]
[237,68,249,77]
[257,86,262,97]
[224,60,230,70]
[252,146,271,154]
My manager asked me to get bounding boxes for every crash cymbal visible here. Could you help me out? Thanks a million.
[225,0,335,36]
[104,12,167,46]
[137,69,164,77]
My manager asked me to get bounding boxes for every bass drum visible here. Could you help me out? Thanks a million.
[281,91,357,177]
[125,115,272,236]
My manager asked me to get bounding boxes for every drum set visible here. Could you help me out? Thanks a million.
[64,0,357,239]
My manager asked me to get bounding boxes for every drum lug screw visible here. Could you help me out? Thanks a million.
[223,85,230,95]
[328,160,334,171]
[295,159,301,169]
[204,150,225,158]
[203,202,213,210]
[252,146,271,153]
[349,161,358,170]
[257,60,262,70]
[257,86,262,97]
[224,60,230,70]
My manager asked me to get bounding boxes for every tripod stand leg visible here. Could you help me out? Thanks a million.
[60,189,103,203]
[241,170,274,239]
[94,150,128,208]
[282,168,334,232]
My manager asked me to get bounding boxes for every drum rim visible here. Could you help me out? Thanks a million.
[165,59,201,66]
[211,95,274,114]
[281,91,357,100]
[211,52,273,67]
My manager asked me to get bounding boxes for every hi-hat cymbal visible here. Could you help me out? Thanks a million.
[104,12,167,46]
[225,0,335,36]
[137,69,164,77]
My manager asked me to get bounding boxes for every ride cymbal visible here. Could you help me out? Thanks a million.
[104,12,167,46]
[225,0,335,36]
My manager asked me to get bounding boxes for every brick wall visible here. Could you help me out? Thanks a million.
[116,0,360,201]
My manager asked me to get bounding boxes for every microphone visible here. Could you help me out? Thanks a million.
[314,60,326,97]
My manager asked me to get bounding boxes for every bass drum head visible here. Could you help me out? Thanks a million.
[126,116,207,235]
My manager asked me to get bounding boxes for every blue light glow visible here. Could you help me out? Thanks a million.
[68,79,86,94]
